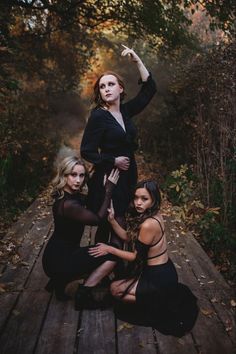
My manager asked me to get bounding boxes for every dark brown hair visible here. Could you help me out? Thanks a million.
[127,180,161,245]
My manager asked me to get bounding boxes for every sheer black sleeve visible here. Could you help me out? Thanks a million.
[63,181,114,225]
[122,74,157,118]
[80,110,115,165]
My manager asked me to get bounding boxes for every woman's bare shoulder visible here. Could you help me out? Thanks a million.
[141,215,164,232]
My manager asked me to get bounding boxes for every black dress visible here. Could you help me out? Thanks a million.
[115,218,199,337]
[42,185,117,300]
[80,75,157,216]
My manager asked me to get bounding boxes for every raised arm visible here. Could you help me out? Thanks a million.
[121,45,149,82]
[107,201,129,241]
[63,169,119,225]
[121,45,157,117]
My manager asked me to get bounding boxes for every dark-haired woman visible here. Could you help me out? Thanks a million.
[89,180,199,337]
[42,156,119,303]
[80,45,156,248]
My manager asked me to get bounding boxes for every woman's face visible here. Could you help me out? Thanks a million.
[64,164,86,194]
[99,75,123,105]
[133,188,153,213]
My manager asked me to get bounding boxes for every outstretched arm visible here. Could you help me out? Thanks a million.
[63,169,119,225]
[121,45,149,82]
[89,243,137,262]
[107,201,129,241]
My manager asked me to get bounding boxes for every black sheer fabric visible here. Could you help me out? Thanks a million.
[42,182,117,300]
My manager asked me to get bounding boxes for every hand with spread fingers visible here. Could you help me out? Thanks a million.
[89,243,111,257]
[107,168,120,185]
[121,44,141,63]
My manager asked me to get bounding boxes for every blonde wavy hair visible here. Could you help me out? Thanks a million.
[51,156,87,199]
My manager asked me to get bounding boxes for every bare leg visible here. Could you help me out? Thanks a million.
[84,261,116,287]
[110,278,138,303]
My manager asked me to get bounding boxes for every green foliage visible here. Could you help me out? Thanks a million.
[197,209,236,255]
[163,164,197,205]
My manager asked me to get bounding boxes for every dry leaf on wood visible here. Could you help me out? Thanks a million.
[200,308,215,316]
[230,299,236,307]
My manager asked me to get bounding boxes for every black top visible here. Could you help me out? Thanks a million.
[80,74,157,166]
[51,181,114,245]
[80,75,157,216]
[42,181,116,286]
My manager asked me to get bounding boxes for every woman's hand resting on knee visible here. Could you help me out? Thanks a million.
[89,243,112,257]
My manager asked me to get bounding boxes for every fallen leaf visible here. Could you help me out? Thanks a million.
[138,342,144,348]
[174,262,181,269]
[230,299,236,307]
[201,308,215,316]
[117,322,133,332]
[0,286,6,293]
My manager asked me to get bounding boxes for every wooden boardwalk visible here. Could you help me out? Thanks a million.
[0,193,235,354]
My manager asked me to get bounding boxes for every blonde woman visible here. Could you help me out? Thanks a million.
[42,156,119,306]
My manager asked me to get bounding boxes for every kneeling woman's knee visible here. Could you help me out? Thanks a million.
[110,282,120,297]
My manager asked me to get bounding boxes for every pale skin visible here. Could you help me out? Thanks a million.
[98,45,150,172]
[64,166,120,287]
[88,188,168,302]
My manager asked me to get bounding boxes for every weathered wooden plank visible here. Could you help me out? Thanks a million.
[0,213,52,343]
[0,292,19,334]
[77,309,116,354]
[1,213,52,288]
[35,297,79,354]
[0,290,51,354]
[3,198,43,243]
[154,332,198,354]
[24,236,52,291]
[166,219,236,345]
[166,218,233,292]
[116,320,157,354]
[178,239,236,344]
[167,229,235,354]
[0,241,49,333]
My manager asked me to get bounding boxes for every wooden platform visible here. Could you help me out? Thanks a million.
[0,194,235,354]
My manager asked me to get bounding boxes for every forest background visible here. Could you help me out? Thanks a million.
[0,0,235,284]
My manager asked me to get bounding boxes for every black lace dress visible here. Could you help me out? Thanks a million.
[115,218,199,337]
[42,184,117,300]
